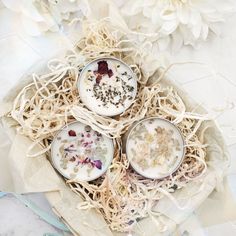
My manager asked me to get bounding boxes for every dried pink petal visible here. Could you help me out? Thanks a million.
[93,160,102,169]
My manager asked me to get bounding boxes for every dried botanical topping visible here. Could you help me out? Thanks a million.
[92,78,134,107]
[170,184,178,190]
[97,61,109,75]
[96,74,102,84]
[92,160,102,169]
[82,141,93,148]
[94,60,114,84]
[85,125,92,132]
[64,147,76,153]
[73,156,103,170]
[95,131,102,137]
[68,130,76,136]
[129,122,182,172]
[107,69,113,78]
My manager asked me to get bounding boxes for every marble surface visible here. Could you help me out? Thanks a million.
[0,194,67,236]
[0,3,236,236]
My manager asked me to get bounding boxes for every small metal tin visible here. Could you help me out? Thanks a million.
[77,57,138,117]
[51,121,114,182]
[125,117,186,179]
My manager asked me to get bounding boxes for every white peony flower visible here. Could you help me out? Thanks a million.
[2,0,91,36]
[119,0,235,51]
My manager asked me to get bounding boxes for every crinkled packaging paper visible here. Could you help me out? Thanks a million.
[1,56,236,236]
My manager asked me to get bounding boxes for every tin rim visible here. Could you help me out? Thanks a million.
[50,121,114,182]
[77,57,138,117]
[125,117,186,180]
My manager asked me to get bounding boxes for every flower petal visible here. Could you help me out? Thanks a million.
[143,6,152,18]
[177,4,190,24]
[204,12,225,22]
[208,22,221,35]
[160,20,179,35]
[157,36,170,51]
[20,1,45,22]
[179,25,195,46]
[201,22,209,40]
[121,0,155,16]
[151,5,161,24]
[192,22,202,39]
[93,160,102,170]
[189,10,201,25]
[171,29,183,51]
[20,14,45,36]
[160,8,176,21]
[1,0,21,12]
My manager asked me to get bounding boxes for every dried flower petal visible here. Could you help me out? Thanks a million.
[96,74,102,84]
[68,130,76,136]
[93,160,102,169]
[97,61,109,74]
[108,69,113,78]
[94,60,114,82]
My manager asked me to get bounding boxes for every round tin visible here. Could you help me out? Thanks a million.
[125,117,185,179]
[77,57,138,117]
[51,121,114,182]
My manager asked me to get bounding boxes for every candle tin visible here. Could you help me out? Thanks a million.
[78,57,137,117]
[51,121,114,181]
[125,117,185,179]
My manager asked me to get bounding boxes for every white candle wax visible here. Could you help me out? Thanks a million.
[78,58,137,116]
[126,118,185,179]
[51,122,114,181]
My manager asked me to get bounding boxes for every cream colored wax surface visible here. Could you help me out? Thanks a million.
[126,118,185,179]
[51,122,114,181]
[78,58,137,116]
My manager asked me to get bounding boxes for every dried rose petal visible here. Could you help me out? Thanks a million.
[94,60,113,83]
[96,74,102,84]
[108,69,113,78]
[93,160,102,169]
[68,130,76,136]
[97,61,109,74]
